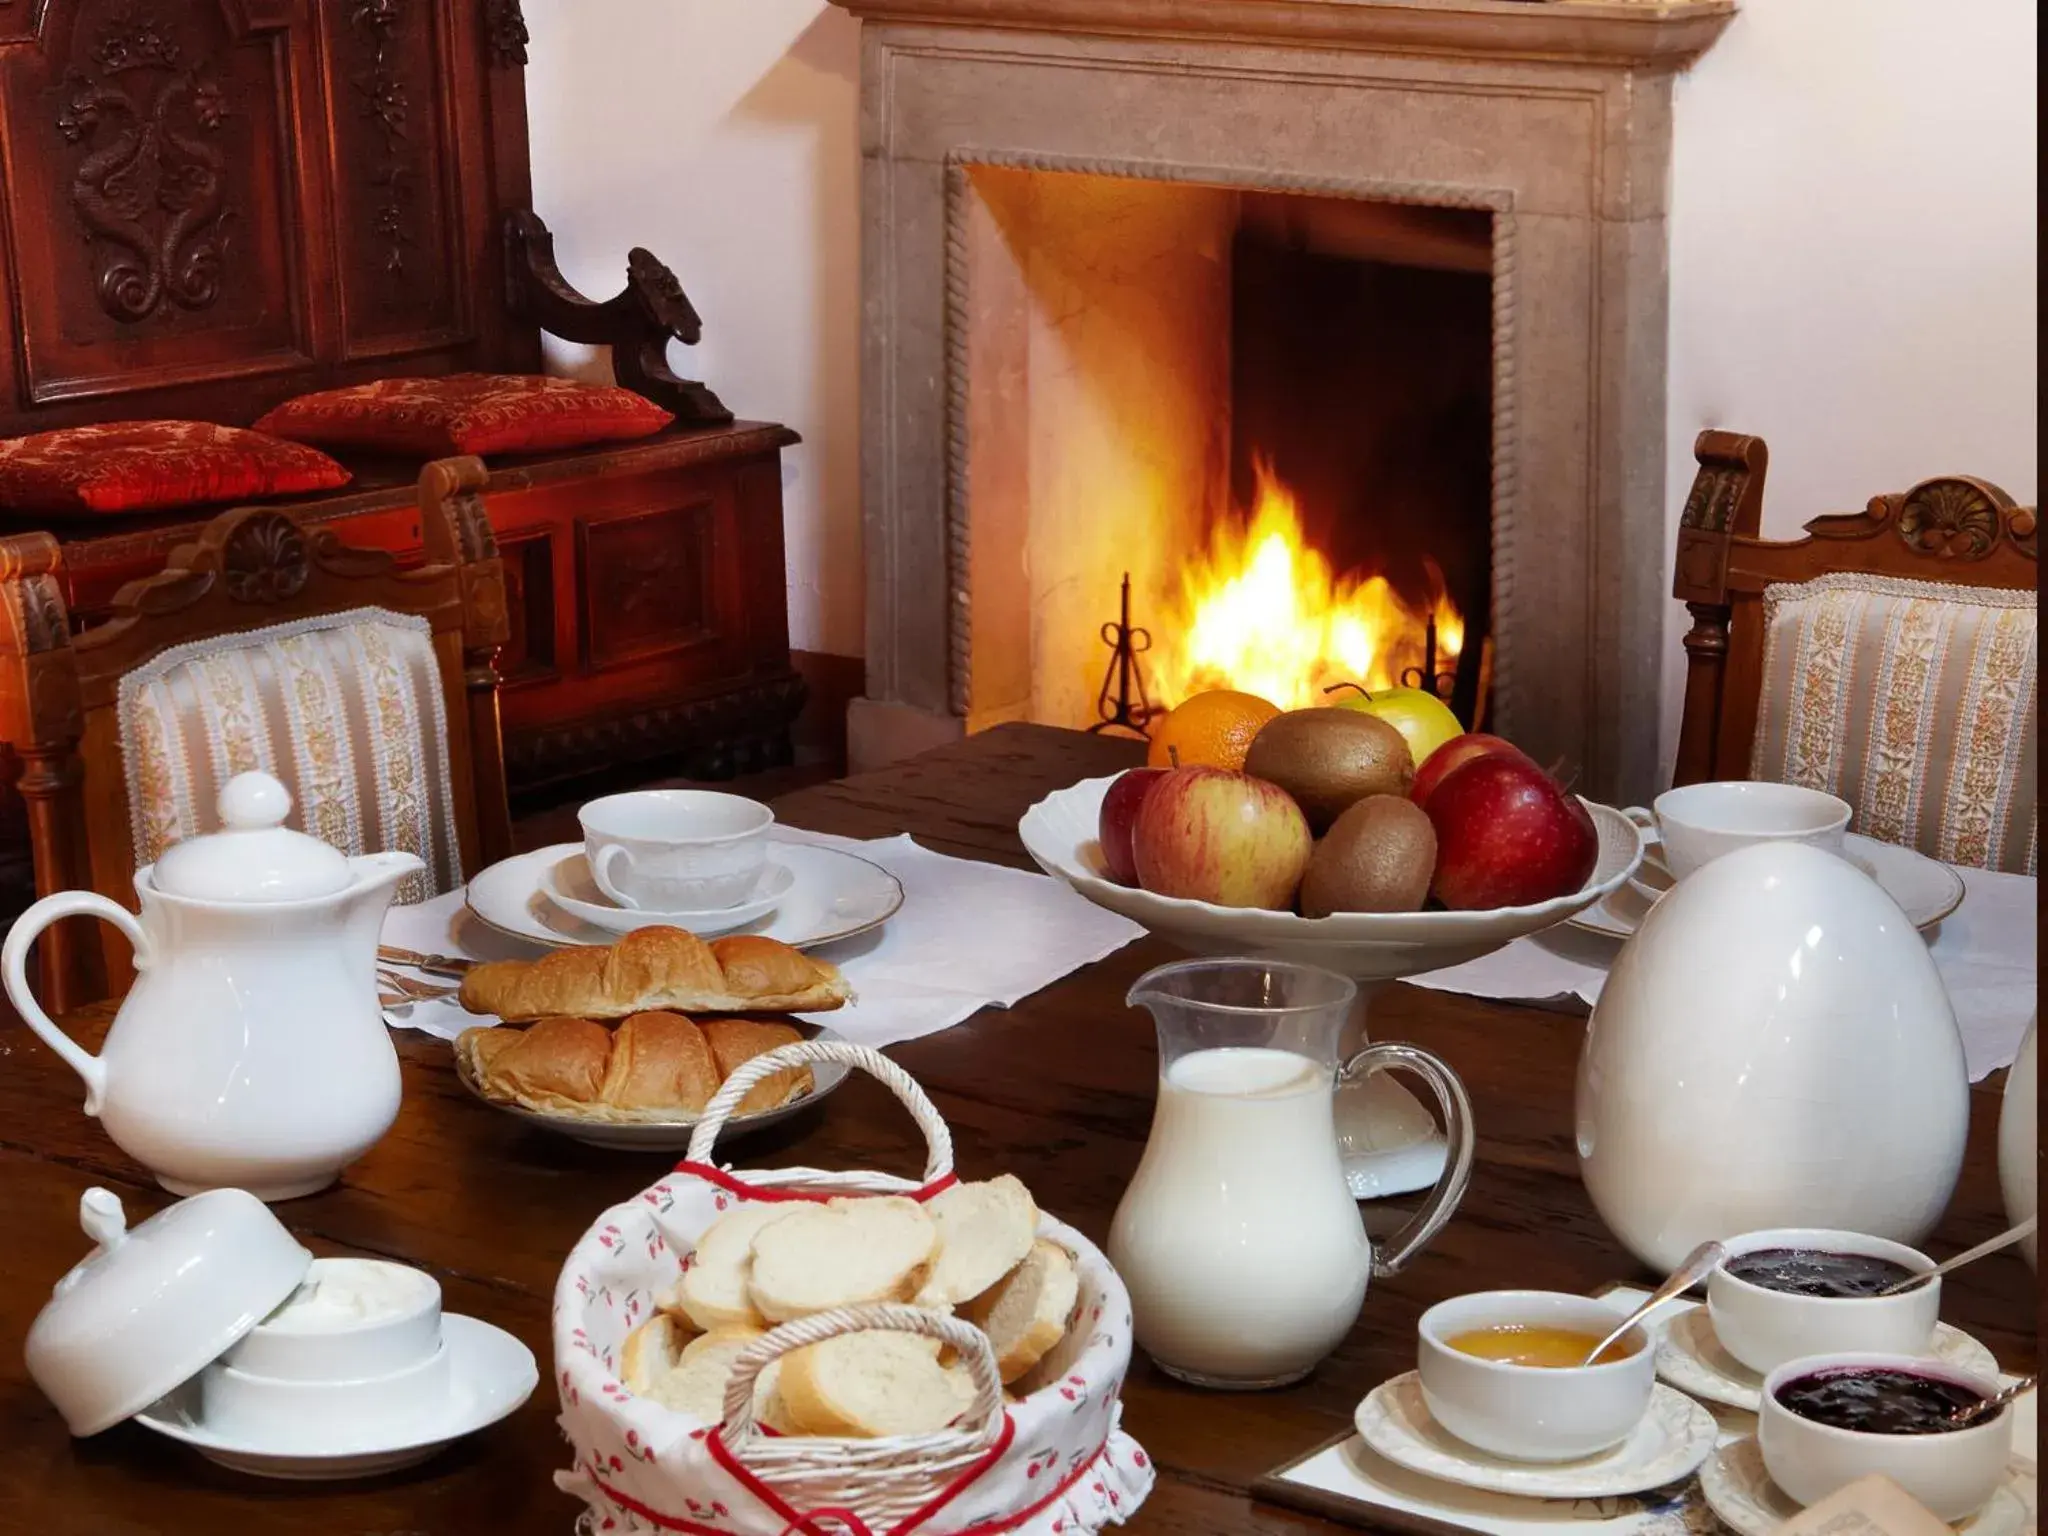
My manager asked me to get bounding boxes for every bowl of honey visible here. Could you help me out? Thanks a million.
[1416,1290,1655,1461]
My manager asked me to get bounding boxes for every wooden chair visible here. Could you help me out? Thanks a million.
[1672,430,2038,872]
[0,459,512,1010]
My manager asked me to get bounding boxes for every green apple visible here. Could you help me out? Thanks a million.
[1327,684,1464,769]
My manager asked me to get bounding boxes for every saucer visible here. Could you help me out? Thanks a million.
[133,1314,537,1481]
[454,1027,853,1151]
[1699,1434,2035,1536]
[467,839,904,951]
[1655,1303,1999,1414]
[1574,832,1961,939]
[1354,1373,1717,1500]
[543,853,797,935]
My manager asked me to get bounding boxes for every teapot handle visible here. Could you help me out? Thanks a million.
[1,892,147,1116]
[1338,1042,1476,1279]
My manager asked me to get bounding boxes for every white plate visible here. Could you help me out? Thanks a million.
[1655,1303,1999,1414]
[454,1027,852,1151]
[543,852,797,935]
[1017,777,1645,983]
[1578,832,1962,940]
[1700,1434,2035,1536]
[1354,1373,1717,1500]
[467,840,903,951]
[133,1314,536,1481]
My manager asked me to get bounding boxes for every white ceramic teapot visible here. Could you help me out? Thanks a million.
[3,772,422,1201]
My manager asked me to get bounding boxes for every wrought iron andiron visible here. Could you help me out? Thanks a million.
[1090,572,1159,738]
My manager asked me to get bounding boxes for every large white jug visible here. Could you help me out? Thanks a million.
[1577,841,1968,1271]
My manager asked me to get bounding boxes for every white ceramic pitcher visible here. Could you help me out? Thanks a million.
[1108,957,1474,1389]
[3,772,422,1201]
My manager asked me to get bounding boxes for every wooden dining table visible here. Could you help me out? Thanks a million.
[0,723,2034,1535]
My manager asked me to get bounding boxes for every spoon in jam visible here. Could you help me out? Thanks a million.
[1581,1240,1727,1366]
[1947,1373,2037,1429]
[1876,1215,2038,1296]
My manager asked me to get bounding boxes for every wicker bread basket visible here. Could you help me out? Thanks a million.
[554,1041,1154,1535]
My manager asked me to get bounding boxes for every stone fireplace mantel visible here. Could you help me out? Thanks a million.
[827,0,1734,68]
[830,0,1736,801]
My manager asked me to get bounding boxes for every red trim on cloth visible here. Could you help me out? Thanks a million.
[671,1162,960,1205]
[584,1423,1116,1536]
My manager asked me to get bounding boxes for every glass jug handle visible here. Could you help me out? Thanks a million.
[1337,1042,1476,1279]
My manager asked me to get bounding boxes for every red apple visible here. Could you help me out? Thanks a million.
[1097,767,1168,885]
[1411,733,1534,812]
[1132,767,1311,910]
[1424,754,1598,910]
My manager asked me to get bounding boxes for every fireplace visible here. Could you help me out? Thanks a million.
[830,0,1734,803]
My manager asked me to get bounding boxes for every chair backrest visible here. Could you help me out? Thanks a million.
[0,458,512,1008]
[1671,431,2038,872]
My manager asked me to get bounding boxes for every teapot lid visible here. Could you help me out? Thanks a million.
[25,1187,312,1436]
[149,772,353,902]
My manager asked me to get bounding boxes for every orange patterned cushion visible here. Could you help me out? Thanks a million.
[254,374,674,458]
[0,421,351,517]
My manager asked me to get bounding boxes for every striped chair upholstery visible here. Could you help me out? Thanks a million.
[117,606,465,903]
[1749,572,2037,874]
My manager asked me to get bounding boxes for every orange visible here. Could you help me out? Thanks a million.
[1146,689,1281,771]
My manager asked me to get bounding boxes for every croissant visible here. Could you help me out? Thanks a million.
[458,927,852,1022]
[457,1011,813,1122]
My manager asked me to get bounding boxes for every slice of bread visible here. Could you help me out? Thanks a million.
[677,1201,804,1332]
[914,1175,1039,1308]
[778,1331,976,1438]
[621,1313,691,1394]
[639,1326,775,1424]
[748,1197,938,1323]
[963,1239,1079,1385]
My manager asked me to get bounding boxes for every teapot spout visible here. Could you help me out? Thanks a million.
[344,850,427,897]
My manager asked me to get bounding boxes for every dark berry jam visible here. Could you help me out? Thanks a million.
[1723,1247,1921,1298]
[1774,1366,1986,1435]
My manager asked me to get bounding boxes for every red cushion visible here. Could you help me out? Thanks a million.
[253,374,674,458]
[0,421,352,517]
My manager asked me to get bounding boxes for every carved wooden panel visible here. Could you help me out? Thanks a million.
[497,527,555,683]
[0,0,310,403]
[319,0,469,359]
[577,500,716,671]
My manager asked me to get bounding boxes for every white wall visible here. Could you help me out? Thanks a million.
[525,2,2041,739]
[524,0,864,657]
[1661,0,2039,774]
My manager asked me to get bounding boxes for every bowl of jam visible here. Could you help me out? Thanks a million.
[1760,1353,2012,1520]
[1708,1227,1938,1375]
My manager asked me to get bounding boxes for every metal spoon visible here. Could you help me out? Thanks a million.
[1878,1216,2038,1296]
[1583,1240,1727,1366]
[1948,1373,2036,1428]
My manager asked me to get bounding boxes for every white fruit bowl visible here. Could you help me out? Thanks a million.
[1019,775,1644,983]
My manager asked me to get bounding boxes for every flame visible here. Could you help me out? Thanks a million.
[1149,462,1463,711]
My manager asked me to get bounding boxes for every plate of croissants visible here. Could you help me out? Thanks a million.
[451,926,857,1150]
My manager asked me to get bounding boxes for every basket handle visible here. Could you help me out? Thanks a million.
[684,1040,955,1182]
[718,1302,1005,1451]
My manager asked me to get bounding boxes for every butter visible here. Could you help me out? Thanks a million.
[1770,1475,1952,1536]
[261,1258,434,1333]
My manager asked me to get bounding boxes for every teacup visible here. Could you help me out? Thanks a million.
[1627,781,1851,880]
[1416,1291,1655,1462]
[1760,1352,2011,1521]
[1708,1227,1939,1376]
[579,791,773,911]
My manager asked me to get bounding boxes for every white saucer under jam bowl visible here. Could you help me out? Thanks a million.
[1700,1433,2036,1536]
[1655,1301,1997,1414]
[25,1186,535,1481]
[543,850,796,935]
[1354,1372,1716,1500]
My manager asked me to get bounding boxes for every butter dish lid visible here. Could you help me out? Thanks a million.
[26,1187,312,1436]
[148,772,352,903]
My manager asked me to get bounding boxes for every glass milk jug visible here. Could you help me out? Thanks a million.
[1109,958,1474,1388]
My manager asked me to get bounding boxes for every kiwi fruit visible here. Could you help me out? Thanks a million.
[1300,795,1437,916]
[1243,708,1416,833]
